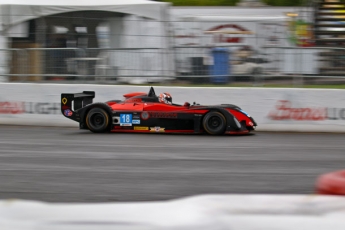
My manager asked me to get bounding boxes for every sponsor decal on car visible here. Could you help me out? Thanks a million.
[120,114,133,126]
[150,126,165,132]
[240,109,250,117]
[133,113,140,119]
[132,119,140,124]
[149,112,178,119]
[61,98,67,105]
[63,109,73,117]
[141,111,149,120]
[134,126,149,130]
[61,105,70,110]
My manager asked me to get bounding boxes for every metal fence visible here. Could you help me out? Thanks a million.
[3,45,345,86]
[1,47,167,82]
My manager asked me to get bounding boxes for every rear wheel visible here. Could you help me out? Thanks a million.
[202,111,226,135]
[86,107,110,133]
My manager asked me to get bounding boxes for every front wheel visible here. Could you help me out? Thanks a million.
[86,107,110,133]
[202,111,226,135]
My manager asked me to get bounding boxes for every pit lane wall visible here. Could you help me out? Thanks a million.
[1,83,345,132]
[1,194,345,230]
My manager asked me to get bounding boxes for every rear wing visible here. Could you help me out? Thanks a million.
[61,91,95,121]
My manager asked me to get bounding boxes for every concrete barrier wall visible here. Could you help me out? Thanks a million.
[1,83,345,132]
[1,194,345,230]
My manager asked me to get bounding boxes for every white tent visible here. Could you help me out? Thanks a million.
[0,0,172,82]
[0,0,170,31]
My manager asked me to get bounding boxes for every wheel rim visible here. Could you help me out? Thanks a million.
[203,112,226,135]
[90,113,106,128]
[208,116,222,130]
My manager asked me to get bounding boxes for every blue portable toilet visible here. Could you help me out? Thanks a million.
[209,47,230,83]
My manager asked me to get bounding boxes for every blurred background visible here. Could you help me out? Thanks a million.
[1,0,345,87]
[1,0,345,211]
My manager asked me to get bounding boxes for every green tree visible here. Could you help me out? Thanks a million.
[262,0,303,6]
[162,0,240,6]
[161,0,304,6]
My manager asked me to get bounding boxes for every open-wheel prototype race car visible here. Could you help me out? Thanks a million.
[61,87,257,135]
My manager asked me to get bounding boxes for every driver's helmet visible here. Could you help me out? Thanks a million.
[159,92,172,104]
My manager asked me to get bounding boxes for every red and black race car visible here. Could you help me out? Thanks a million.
[61,87,257,135]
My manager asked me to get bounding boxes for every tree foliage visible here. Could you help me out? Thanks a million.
[161,0,303,6]
[262,0,303,6]
[163,0,240,6]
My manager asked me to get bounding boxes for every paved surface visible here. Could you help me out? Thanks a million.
[0,125,344,202]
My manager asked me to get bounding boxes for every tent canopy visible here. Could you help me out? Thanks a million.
[0,0,170,31]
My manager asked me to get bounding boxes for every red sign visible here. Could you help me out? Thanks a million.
[206,24,250,43]
[268,100,327,121]
[0,101,61,114]
[0,102,25,114]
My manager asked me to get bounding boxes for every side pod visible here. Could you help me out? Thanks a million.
[61,91,95,122]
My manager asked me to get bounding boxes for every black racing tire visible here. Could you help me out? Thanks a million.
[86,107,110,133]
[202,111,227,135]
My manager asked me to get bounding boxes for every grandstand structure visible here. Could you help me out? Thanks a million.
[313,0,345,75]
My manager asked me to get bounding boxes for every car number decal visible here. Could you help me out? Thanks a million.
[120,114,132,126]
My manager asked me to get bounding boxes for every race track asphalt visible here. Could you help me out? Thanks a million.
[0,125,344,202]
